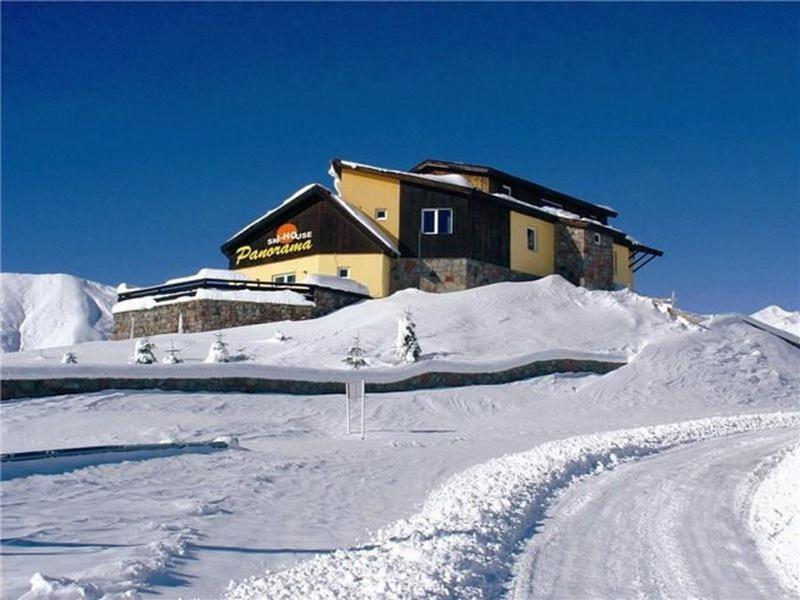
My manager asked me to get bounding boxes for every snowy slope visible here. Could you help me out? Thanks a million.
[0,273,116,353]
[2,275,690,377]
[752,305,800,337]
[2,310,799,599]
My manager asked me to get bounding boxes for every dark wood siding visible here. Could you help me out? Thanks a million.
[225,193,385,269]
[399,182,510,267]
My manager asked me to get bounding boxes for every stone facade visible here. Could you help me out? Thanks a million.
[111,287,366,340]
[554,224,614,290]
[390,258,537,294]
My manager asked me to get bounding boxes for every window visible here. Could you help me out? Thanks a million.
[421,208,453,235]
[338,267,350,278]
[593,232,602,245]
[527,227,537,252]
[375,208,388,221]
[613,251,618,275]
[272,273,296,284]
[501,184,513,196]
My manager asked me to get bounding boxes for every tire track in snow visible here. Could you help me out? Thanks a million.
[507,428,797,600]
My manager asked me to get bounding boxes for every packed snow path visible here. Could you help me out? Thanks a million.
[507,428,798,600]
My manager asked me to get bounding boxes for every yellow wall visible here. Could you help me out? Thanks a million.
[339,169,401,244]
[613,244,634,288]
[238,253,392,298]
[509,211,555,276]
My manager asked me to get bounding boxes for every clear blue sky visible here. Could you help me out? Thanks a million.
[3,2,798,314]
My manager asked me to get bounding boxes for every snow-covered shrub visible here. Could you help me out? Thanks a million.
[205,333,230,363]
[395,308,422,363]
[61,351,78,364]
[273,331,289,342]
[343,334,368,370]
[162,342,183,364]
[133,338,157,364]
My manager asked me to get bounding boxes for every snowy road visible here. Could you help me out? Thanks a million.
[508,428,798,600]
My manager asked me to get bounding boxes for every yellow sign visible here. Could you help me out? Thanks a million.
[235,222,313,266]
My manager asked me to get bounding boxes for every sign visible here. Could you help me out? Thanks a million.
[234,221,313,266]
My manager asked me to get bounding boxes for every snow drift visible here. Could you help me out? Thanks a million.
[0,273,116,353]
[226,412,800,599]
[751,305,800,337]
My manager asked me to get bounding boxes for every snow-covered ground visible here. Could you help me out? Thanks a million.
[748,442,800,596]
[0,273,116,353]
[3,276,692,379]
[752,305,800,337]
[2,276,799,599]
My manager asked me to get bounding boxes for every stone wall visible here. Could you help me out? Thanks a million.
[554,224,614,290]
[390,258,536,294]
[111,287,366,340]
[1,358,625,401]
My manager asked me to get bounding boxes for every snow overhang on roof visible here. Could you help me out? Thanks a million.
[220,183,400,257]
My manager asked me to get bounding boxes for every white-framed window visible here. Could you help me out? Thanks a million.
[375,208,388,221]
[272,273,296,284]
[613,251,618,275]
[421,208,453,235]
[593,232,602,245]
[501,184,513,196]
[338,267,350,278]
[527,227,537,252]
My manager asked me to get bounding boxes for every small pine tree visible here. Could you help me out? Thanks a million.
[133,338,157,364]
[395,308,422,363]
[61,351,78,364]
[162,341,183,364]
[343,333,368,370]
[205,332,230,363]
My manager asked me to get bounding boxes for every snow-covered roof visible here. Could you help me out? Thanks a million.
[335,160,475,191]
[330,192,400,255]
[224,183,319,244]
[222,183,399,257]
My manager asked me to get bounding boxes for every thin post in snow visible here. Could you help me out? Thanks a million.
[345,394,351,435]
[178,312,184,334]
[360,380,366,440]
[129,316,135,339]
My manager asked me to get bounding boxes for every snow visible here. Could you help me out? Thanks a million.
[752,305,800,337]
[112,288,313,314]
[0,273,116,353]
[164,268,250,285]
[2,274,799,598]
[302,274,370,296]
[226,413,799,600]
[337,160,474,191]
[3,276,691,379]
[224,183,319,244]
[748,442,800,596]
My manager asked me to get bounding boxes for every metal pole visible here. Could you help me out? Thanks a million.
[346,394,351,435]
[360,383,365,440]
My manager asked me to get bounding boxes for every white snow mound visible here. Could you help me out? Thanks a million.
[751,305,800,337]
[0,273,116,353]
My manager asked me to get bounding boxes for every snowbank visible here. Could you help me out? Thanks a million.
[752,305,800,337]
[303,273,370,296]
[748,443,800,596]
[112,288,313,314]
[226,412,800,599]
[0,273,116,353]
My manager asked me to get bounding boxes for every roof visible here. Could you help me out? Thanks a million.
[410,158,618,219]
[221,183,400,257]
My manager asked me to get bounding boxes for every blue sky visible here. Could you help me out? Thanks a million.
[3,2,798,314]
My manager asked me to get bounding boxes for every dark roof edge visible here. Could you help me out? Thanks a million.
[410,159,618,218]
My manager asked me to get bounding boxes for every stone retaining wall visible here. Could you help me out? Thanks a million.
[1,358,624,401]
[112,287,366,339]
